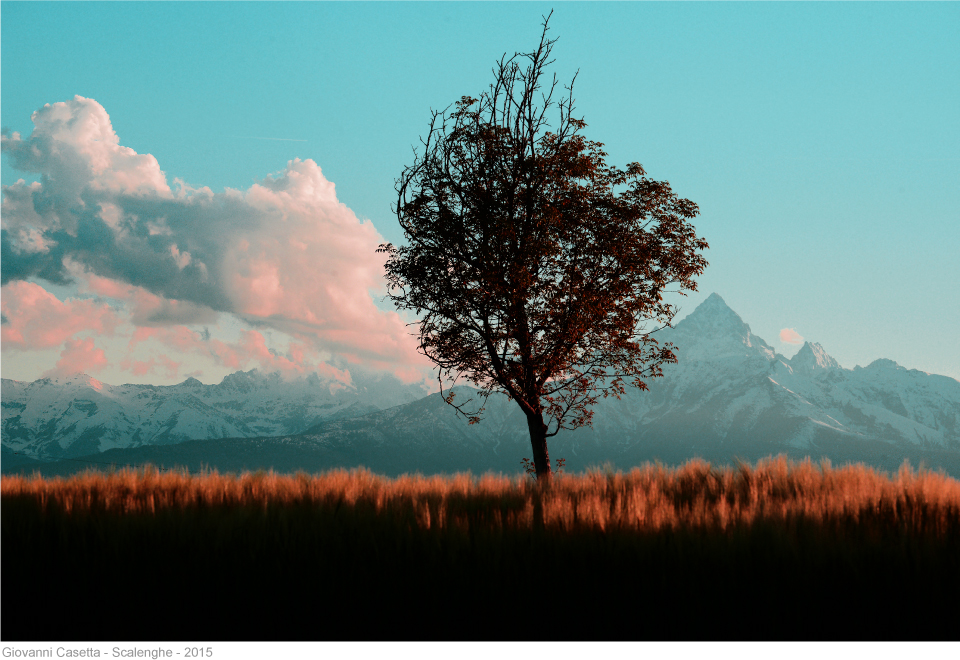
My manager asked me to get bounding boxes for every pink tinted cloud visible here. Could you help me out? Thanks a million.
[45,338,108,377]
[3,97,427,378]
[128,326,242,370]
[68,260,136,300]
[125,288,218,327]
[128,325,352,385]
[0,281,120,350]
[239,330,304,375]
[221,158,424,368]
[120,354,181,380]
[237,331,352,384]
[393,365,431,385]
[67,259,218,327]
[779,328,805,345]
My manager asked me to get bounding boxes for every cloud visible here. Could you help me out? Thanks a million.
[44,337,108,377]
[779,328,804,345]
[1,180,56,254]
[128,325,244,370]
[2,96,426,375]
[127,325,352,385]
[0,280,120,350]
[1,96,170,200]
[64,258,218,327]
[119,354,181,380]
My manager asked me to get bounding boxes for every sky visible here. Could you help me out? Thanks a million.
[2,2,958,387]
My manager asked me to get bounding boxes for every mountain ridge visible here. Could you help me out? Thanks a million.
[4,294,959,477]
[1,367,429,459]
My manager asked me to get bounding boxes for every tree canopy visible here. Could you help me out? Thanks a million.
[380,14,708,481]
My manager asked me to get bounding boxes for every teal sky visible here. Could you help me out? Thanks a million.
[2,2,958,384]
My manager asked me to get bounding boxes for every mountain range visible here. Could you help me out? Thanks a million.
[4,293,959,478]
[1,368,428,458]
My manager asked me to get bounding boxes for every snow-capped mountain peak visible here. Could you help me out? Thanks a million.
[667,293,776,362]
[677,293,748,332]
[790,341,841,374]
[605,295,960,454]
[862,358,906,372]
[43,372,99,386]
[2,368,429,459]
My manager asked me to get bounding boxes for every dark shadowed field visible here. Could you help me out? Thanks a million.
[3,456,959,641]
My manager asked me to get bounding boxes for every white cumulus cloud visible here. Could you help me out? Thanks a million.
[1,96,427,379]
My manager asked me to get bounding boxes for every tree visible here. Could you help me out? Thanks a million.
[379,13,708,482]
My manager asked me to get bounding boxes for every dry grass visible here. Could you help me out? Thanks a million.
[4,455,959,535]
[4,455,959,641]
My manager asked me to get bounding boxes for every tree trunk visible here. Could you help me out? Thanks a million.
[526,412,551,483]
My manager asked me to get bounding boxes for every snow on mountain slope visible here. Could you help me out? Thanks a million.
[569,293,960,453]
[3,294,958,465]
[1,369,429,459]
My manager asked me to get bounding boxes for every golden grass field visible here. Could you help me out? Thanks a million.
[3,455,959,641]
[5,455,960,533]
